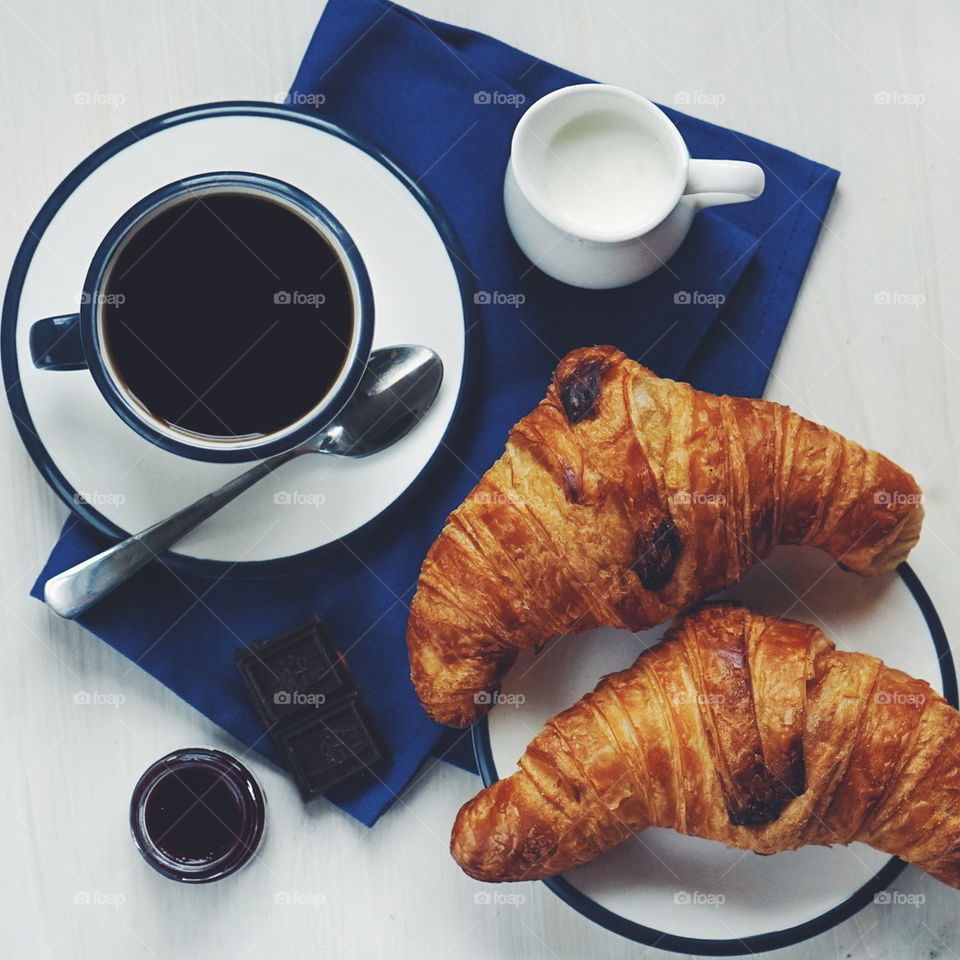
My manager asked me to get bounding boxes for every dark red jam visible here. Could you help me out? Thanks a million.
[130,748,265,882]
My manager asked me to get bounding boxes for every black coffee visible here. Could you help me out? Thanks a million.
[102,191,354,438]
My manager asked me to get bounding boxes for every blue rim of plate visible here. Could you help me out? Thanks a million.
[471,563,957,956]
[1,101,476,579]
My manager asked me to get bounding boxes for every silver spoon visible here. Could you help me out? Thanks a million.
[44,344,443,619]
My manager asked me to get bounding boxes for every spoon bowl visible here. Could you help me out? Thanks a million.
[314,344,443,457]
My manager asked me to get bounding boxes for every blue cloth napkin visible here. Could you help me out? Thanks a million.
[31,0,838,826]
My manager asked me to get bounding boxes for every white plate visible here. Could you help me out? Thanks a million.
[475,550,955,954]
[2,102,470,573]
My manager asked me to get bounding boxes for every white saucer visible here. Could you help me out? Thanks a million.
[475,551,956,954]
[2,103,470,572]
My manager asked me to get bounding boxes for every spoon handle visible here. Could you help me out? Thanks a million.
[44,452,298,619]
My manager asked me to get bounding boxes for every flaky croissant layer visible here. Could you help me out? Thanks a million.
[451,606,960,888]
[408,346,923,726]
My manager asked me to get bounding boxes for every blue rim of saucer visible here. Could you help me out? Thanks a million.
[1,101,476,579]
[471,563,957,956]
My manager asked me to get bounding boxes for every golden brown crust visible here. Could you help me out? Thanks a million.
[450,606,960,889]
[408,346,923,726]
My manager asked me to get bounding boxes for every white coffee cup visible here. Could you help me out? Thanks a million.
[504,84,765,289]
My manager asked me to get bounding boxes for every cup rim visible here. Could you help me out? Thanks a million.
[510,83,690,244]
[80,171,374,463]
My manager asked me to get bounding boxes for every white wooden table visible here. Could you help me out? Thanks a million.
[1,1,958,957]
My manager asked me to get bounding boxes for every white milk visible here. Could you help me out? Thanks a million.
[541,110,675,235]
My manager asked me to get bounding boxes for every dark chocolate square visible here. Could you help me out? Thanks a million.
[235,616,354,727]
[273,698,387,799]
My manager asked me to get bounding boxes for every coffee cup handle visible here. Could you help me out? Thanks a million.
[29,314,87,371]
[684,159,765,209]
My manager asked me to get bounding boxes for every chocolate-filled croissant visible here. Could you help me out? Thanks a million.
[451,606,960,889]
[407,346,922,726]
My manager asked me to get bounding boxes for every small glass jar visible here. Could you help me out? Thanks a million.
[130,747,266,883]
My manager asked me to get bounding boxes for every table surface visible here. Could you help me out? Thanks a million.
[2,1,959,957]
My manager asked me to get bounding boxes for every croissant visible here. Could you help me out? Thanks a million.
[451,605,960,889]
[408,345,923,726]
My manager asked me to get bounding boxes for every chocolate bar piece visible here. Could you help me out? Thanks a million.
[235,616,388,799]
[235,616,354,727]
[273,698,387,799]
